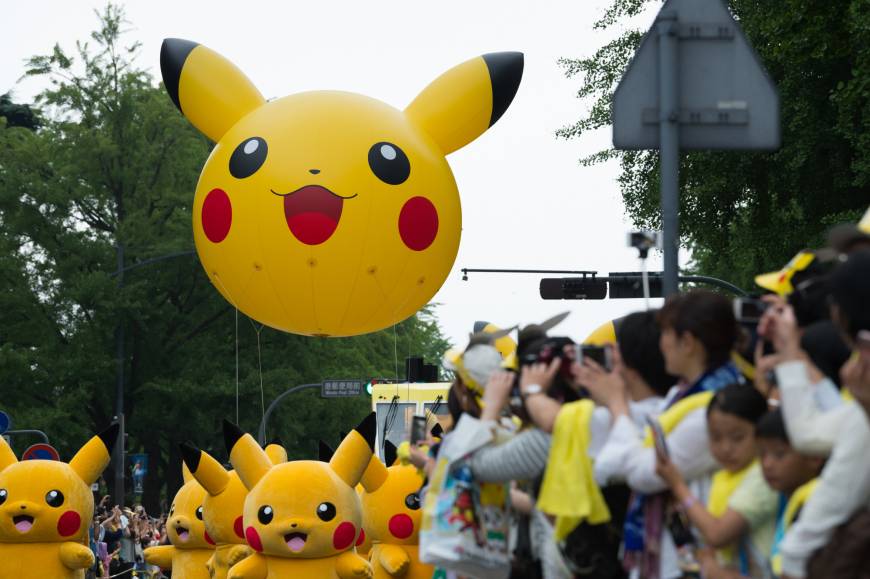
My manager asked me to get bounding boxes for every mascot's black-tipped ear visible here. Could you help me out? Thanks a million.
[318,440,335,462]
[223,420,245,454]
[354,413,377,452]
[97,423,121,455]
[430,423,444,439]
[179,442,201,472]
[160,38,199,112]
[482,52,524,127]
[383,440,398,467]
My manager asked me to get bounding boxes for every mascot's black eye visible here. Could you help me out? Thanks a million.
[368,142,410,185]
[229,137,268,179]
[45,490,64,508]
[0,489,6,505]
[196,506,203,520]
[258,505,274,525]
[316,502,336,522]
[405,493,421,510]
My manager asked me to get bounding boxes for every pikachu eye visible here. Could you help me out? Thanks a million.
[316,502,336,522]
[258,505,274,525]
[229,137,268,179]
[0,489,6,505]
[45,490,64,508]
[368,142,410,185]
[405,493,421,510]
[196,506,203,520]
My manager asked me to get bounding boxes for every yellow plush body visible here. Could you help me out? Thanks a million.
[160,38,522,337]
[0,425,116,579]
[144,465,214,578]
[217,416,377,578]
[181,441,287,579]
[360,456,432,579]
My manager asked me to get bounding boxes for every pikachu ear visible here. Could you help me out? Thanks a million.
[181,462,193,484]
[0,435,18,471]
[69,424,118,486]
[264,438,288,465]
[224,421,272,490]
[360,453,388,493]
[318,440,335,463]
[383,440,399,468]
[405,52,523,155]
[160,38,266,142]
[180,442,230,497]
[329,413,376,488]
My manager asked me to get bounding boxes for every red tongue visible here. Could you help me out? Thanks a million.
[283,186,343,246]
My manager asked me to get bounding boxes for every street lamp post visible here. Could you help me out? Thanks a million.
[257,384,322,446]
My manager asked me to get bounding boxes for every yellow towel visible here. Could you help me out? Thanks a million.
[707,461,756,565]
[537,400,611,541]
[643,391,715,447]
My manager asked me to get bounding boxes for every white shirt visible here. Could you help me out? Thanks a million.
[594,396,664,486]
[777,361,847,456]
[777,361,870,578]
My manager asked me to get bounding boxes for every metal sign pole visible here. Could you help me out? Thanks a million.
[658,10,681,297]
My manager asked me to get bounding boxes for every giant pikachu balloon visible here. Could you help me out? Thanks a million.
[160,39,523,337]
[0,425,117,579]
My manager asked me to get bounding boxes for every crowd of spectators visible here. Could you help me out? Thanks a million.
[86,495,169,578]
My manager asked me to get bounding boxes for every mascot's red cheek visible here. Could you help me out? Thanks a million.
[202,188,232,243]
[398,197,438,251]
[57,511,82,537]
[388,514,414,539]
[332,522,356,550]
[246,526,263,552]
[356,528,366,547]
[234,516,245,539]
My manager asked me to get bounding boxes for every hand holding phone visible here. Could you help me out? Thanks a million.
[647,416,669,460]
[410,415,427,445]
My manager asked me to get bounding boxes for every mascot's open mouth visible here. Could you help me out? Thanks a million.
[13,515,34,533]
[284,531,307,552]
[272,185,356,246]
[176,525,189,542]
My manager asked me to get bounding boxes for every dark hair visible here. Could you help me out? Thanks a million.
[447,381,465,424]
[707,383,768,425]
[755,409,789,443]
[800,320,852,388]
[829,249,870,340]
[616,310,677,396]
[658,290,739,369]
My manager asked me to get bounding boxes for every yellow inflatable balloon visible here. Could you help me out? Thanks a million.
[160,39,523,337]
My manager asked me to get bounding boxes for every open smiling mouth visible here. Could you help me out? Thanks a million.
[271,185,356,246]
[13,515,34,533]
[284,531,308,553]
[176,525,189,542]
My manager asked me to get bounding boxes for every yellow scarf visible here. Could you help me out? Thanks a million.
[643,391,715,448]
[708,461,757,564]
[771,478,819,576]
[537,399,611,541]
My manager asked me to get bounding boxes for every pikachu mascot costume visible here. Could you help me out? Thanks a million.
[181,439,288,579]
[219,416,377,578]
[359,441,432,579]
[0,424,117,579]
[159,38,523,338]
[144,464,215,578]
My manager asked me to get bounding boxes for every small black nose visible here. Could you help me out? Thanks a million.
[19,506,26,510]
[291,523,297,528]
[309,169,320,175]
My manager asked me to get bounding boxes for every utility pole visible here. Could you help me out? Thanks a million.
[113,240,125,505]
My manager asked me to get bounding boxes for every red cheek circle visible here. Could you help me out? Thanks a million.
[356,528,366,547]
[332,521,356,550]
[246,526,263,552]
[388,514,414,540]
[398,196,439,251]
[57,511,81,537]
[202,188,233,243]
[204,530,215,545]
[234,516,245,539]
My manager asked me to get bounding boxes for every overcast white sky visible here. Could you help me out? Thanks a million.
[3,0,688,351]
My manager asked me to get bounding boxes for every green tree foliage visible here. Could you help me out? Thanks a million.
[560,0,870,288]
[0,5,449,511]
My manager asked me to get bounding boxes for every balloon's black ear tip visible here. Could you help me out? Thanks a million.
[160,38,199,111]
[482,52,524,127]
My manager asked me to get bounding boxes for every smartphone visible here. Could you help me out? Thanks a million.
[410,415,428,445]
[575,344,613,371]
[646,416,669,459]
[733,298,768,324]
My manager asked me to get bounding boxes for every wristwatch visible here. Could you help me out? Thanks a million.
[521,383,545,399]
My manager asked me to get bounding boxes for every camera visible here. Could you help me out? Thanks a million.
[575,344,613,371]
[733,298,768,324]
[628,231,662,252]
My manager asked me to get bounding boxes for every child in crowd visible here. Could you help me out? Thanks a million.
[656,383,775,579]
[754,410,823,577]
